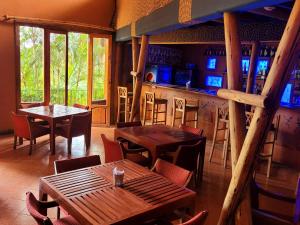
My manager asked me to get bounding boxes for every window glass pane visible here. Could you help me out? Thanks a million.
[68,32,88,106]
[92,38,108,101]
[20,26,44,102]
[50,33,66,104]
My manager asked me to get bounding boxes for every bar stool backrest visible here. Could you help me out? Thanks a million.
[145,92,155,104]
[118,86,128,99]
[217,106,229,122]
[173,97,187,113]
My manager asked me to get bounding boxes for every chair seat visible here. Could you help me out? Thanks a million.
[126,153,151,167]
[53,215,80,225]
[185,105,198,111]
[155,98,168,104]
[31,123,50,138]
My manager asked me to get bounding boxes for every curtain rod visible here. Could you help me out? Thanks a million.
[1,15,115,32]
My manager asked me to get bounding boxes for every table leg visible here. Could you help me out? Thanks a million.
[49,120,56,155]
[39,184,48,215]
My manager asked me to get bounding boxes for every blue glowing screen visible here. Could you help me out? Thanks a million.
[256,59,269,74]
[242,59,250,72]
[281,83,292,104]
[207,58,217,70]
[205,75,223,88]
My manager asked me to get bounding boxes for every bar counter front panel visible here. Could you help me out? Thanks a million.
[141,82,300,169]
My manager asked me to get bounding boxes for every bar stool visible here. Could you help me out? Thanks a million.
[246,111,280,178]
[209,106,230,168]
[117,86,133,122]
[143,92,168,125]
[171,97,199,128]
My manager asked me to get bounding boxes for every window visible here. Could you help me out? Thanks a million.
[92,37,108,101]
[20,26,44,102]
[68,33,88,105]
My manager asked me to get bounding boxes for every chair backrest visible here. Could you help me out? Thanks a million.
[173,139,206,172]
[54,155,101,174]
[180,124,203,136]
[101,134,123,163]
[145,92,155,104]
[152,159,192,187]
[69,112,92,137]
[73,103,89,110]
[11,112,31,139]
[26,192,53,225]
[20,102,43,109]
[182,210,208,225]
[116,121,142,128]
[173,97,187,113]
[118,86,128,99]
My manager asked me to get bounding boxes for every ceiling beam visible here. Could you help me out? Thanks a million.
[248,7,290,21]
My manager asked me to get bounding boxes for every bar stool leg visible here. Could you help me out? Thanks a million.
[194,109,199,128]
[151,102,155,125]
[117,97,121,123]
[172,99,176,127]
[143,99,147,125]
[164,103,167,125]
[125,98,128,122]
[223,124,230,168]
[209,113,219,162]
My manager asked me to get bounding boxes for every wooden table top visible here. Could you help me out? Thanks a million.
[114,125,203,159]
[19,105,88,119]
[40,160,196,225]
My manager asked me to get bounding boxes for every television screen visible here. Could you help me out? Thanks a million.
[157,65,172,84]
[174,69,192,86]
[242,58,250,73]
[256,59,269,75]
[205,75,223,88]
[207,57,217,70]
[281,83,292,104]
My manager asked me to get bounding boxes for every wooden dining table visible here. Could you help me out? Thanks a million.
[19,105,90,154]
[39,159,196,225]
[114,124,205,164]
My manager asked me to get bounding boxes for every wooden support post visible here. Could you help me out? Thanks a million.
[218,1,300,224]
[130,35,149,122]
[132,37,139,90]
[246,42,259,94]
[223,12,252,225]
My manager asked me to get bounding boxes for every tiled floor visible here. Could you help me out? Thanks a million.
[0,127,298,225]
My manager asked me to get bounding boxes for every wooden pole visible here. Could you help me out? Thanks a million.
[130,35,149,122]
[218,1,300,224]
[132,37,139,89]
[246,42,260,94]
[223,12,252,225]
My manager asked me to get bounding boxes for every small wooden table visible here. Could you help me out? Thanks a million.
[19,105,90,154]
[114,125,204,165]
[39,160,196,225]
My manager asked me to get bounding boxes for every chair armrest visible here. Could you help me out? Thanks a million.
[257,185,296,203]
[38,200,59,209]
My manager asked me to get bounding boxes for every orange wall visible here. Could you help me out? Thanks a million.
[0,0,114,132]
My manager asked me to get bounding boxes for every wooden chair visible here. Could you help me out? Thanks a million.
[160,139,206,186]
[246,112,281,178]
[209,106,230,168]
[143,92,168,125]
[54,155,101,174]
[73,103,89,110]
[180,124,204,136]
[55,112,92,154]
[101,134,151,167]
[26,192,80,225]
[172,97,199,128]
[152,159,192,187]
[251,177,300,225]
[11,112,50,155]
[117,86,133,122]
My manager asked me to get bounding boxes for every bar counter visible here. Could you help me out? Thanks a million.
[142,82,300,168]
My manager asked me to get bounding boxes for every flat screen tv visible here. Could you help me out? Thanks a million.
[242,58,250,73]
[207,57,217,70]
[281,83,292,104]
[174,69,192,86]
[205,75,223,88]
[256,59,269,75]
